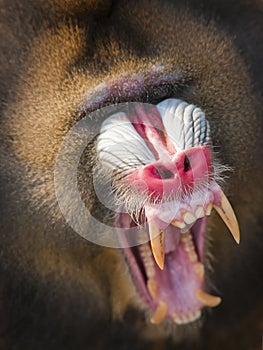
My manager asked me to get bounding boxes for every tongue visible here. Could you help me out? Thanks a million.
[148,228,204,324]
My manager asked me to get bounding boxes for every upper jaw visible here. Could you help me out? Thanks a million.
[145,180,240,270]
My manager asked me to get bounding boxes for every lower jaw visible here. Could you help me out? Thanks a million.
[118,215,209,326]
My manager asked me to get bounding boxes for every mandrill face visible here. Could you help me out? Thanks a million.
[0,0,262,349]
[96,99,239,325]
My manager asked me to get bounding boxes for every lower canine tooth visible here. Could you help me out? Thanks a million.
[147,280,158,299]
[195,289,221,307]
[150,301,168,324]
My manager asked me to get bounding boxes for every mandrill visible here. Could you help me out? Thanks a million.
[0,0,262,349]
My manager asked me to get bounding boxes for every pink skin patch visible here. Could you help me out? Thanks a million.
[127,146,212,198]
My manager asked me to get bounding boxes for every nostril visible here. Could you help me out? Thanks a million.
[184,156,191,172]
[154,166,174,179]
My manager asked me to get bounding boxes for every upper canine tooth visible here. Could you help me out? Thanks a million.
[213,191,240,244]
[183,212,196,225]
[148,221,165,270]
[195,289,221,307]
[150,300,168,324]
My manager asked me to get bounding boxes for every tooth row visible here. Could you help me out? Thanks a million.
[147,190,240,275]
[139,243,152,256]
[172,308,201,325]
[172,202,213,230]
[147,279,158,299]
[183,212,196,225]
[195,205,205,218]
[194,262,205,280]
[181,232,198,262]
[139,244,155,277]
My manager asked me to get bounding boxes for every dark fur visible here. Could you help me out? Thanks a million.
[0,0,263,349]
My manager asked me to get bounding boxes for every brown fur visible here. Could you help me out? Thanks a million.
[0,0,263,349]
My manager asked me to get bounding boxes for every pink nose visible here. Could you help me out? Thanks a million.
[127,146,212,198]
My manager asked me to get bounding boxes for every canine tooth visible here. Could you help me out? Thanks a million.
[183,212,196,225]
[150,301,168,324]
[194,262,205,280]
[195,205,205,218]
[205,202,213,216]
[147,279,158,299]
[195,289,221,307]
[213,192,240,244]
[148,222,165,270]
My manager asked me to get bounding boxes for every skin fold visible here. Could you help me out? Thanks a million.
[0,0,262,349]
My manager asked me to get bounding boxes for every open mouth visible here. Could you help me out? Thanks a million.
[96,97,240,325]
